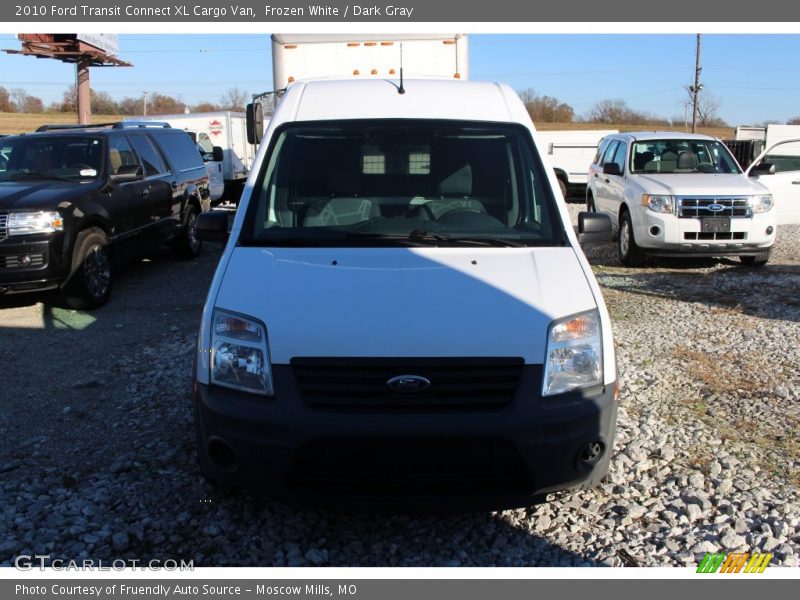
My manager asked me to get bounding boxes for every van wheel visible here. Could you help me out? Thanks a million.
[618,211,646,267]
[557,177,567,199]
[740,249,771,266]
[175,205,202,259]
[62,228,112,310]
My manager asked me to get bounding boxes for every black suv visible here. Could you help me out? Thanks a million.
[0,122,210,309]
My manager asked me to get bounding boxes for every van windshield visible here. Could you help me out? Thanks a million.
[630,139,741,174]
[241,120,564,247]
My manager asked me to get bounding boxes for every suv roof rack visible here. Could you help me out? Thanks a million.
[34,122,172,133]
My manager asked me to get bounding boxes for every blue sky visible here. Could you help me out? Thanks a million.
[1,33,799,125]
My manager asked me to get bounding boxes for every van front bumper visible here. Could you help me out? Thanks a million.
[193,364,618,510]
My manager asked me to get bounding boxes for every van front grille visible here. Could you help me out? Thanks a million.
[292,357,524,411]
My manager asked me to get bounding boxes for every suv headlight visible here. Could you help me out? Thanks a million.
[7,211,63,235]
[210,309,273,396]
[752,195,773,213]
[642,194,674,214]
[542,310,603,396]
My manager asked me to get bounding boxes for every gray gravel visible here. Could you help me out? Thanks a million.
[0,203,798,567]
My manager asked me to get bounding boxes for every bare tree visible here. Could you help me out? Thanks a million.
[192,102,221,113]
[586,99,637,124]
[516,88,575,123]
[22,95,44,113]
[219,87,248,111]
[0,86,12,112]
[787,116,800,125]
[683,85,727,127]
[9,88,30,113]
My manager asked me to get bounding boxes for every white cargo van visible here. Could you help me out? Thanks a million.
[537,129,618,197]
[193,79,617,509]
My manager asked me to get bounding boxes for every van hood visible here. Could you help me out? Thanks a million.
[0,179,100,210]
[214,247,597,364]
[632,173,765,196]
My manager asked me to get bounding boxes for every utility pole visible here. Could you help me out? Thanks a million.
[143,91,149,116]
[689,34,703,133]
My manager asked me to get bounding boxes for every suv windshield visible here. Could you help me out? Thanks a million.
[0,136,103,182]
[242,120,563,247]
[630,139,741,175]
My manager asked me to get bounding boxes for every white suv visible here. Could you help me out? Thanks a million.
[586,131,777,266]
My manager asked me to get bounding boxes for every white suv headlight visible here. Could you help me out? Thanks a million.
[542,310,603,396]
[7,211,63,235]
[211,309,273,396]
[642,194,674,214]
[752,195,773,213]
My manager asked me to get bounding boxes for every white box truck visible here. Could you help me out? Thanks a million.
[133,112,257,204]
[536,130,618,198]
[271,34,468,90]
[247,34,468,145]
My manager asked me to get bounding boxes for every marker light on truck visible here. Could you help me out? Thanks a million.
[543,310,603,396]
[210,310,273,396]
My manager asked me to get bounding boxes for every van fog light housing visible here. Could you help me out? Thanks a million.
[542,310,603,396]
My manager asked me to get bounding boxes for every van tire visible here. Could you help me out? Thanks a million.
[618,210,646,267]
[174,205,202,259]
[62,228,112,310]
[740,249,771,266]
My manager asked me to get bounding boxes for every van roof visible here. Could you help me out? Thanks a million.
[287,79,528,125]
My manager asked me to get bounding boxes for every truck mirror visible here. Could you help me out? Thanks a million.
[602,162,622,176]
[750,162,776,176]
[246,102,264,145]
[212,146,224,162]
[196,210,229,243]
[577,212,612,244]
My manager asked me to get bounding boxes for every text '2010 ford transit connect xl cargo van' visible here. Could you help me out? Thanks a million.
[193,79,618,509]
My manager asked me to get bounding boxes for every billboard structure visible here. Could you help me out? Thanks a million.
[3,34,131,124]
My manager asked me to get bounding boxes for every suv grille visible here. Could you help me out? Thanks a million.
[677,197,751,218]
[0,212,7,237]
[292,357,524,411]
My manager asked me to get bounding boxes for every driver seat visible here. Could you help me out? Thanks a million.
[417,163,487,220]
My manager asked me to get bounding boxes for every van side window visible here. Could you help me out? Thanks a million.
[108,136,139,176]
[129,135,167,177]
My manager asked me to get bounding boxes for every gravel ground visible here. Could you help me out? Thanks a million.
[0,203,798,568]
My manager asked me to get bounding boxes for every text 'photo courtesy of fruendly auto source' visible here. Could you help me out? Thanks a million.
[0,27,799,577]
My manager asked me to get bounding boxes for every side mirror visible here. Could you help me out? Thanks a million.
[577,212,612,244]
[602,162,622,177]
[197,210,229,243]
[750,162,776,176]
[246,102,264,145]
[212,146,224,162]
[110,164,143,183]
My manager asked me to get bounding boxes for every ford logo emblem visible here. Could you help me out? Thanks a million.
[386,375,431,393]
[707,203,725,212]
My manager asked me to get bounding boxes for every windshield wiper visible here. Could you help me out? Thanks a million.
[408,230,525,247]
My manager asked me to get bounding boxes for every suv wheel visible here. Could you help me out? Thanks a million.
[740,248,771,266]
[618,211,646,267]
[175,205,202,259]
[62,228,112,310]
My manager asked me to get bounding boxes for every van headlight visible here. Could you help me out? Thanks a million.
[641,194,674,214]
[7,211,63,235]
[210,309,273,396]
[542,310,603,396]
[752,195,773,213]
